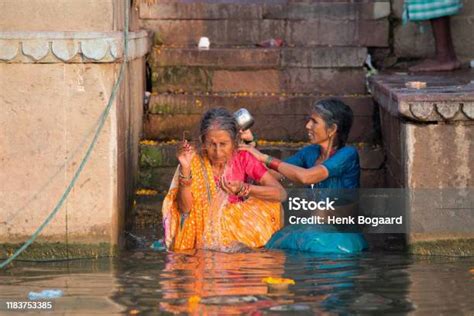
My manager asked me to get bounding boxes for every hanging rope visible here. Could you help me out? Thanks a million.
[0,0,130,269]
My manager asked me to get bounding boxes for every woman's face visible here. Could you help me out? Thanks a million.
[305,112,335,144]
[203,129,235,164]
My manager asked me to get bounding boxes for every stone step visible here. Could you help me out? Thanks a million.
[140,141,385,169]
[151,67,367,94]
[137,142,386,190]
[147,94,374,116]
[151,47,367,69]
[143,19,388,47]
[143,94,377,143]
[144,112,374,142]
[139,1,389,21]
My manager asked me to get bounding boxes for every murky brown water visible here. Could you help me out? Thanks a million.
[1,249,473,315]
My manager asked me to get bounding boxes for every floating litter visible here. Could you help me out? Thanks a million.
[150,239,166,251]
[198,37,210,50]
[28,289,63,300]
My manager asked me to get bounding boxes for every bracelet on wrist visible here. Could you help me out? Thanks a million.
[264,155,273,168]
[237,183,251,197]
[268,158,282,171]
[234,182,244,195]
[179,177,193,187]
[179,167,192,180]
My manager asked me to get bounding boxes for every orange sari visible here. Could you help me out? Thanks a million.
[162,155,282,251]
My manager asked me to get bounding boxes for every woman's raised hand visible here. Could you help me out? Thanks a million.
[239,129,254,142]
[238,144,267,162]
[176,140,195,170]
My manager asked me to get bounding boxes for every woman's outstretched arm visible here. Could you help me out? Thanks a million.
[239,145,330,185]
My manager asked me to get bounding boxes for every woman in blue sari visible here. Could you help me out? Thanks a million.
[240,98,367,254]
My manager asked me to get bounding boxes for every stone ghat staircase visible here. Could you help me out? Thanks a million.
[127,0,390,245]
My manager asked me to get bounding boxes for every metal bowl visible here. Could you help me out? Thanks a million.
[233,108,254,131]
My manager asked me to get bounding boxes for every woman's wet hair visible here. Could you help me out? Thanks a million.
[200,107,239,143]
[311,98,354,148]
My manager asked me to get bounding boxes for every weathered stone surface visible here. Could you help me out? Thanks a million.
[369,71,474,122]
[287,19,389,47]
[379,107,404,188]
[462,103,474,119]
[140,144,178,168]
[408,238,474,256]
[139,3,263,20]
[263,2,390,20]
[144,114,201,140]
[0,242,115,260]
[139,2,390,21]
[142,19,388,47]
[436,103,460,120]
[148,94,375,117]
[138,167,176,192]
[144,113,375,143]
[152,67,213,93]
[282,47,367,68]
[407,123,474,188]
[0,31,150,63]
[394,17,474,61]
[0,0,115,32]
[142,19,285,47]
[0,58,145,245]
[140,141,385,171]
[284,68,367,94]
[151,47,280,68]
[358,145,385,170]
[409,103,434,121]
[144,93,376,142]
[361,169,386,188]
[213,70,281,93]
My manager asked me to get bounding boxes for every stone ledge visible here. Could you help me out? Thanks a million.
[369,71,474,122]
[0,242,115,260]
[408,238,474,257]
[0,30,150,63]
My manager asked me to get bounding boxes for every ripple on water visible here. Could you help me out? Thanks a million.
[1,250,473,314]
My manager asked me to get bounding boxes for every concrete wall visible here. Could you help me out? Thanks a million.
[0,0,149,258]
[392,0,474,62]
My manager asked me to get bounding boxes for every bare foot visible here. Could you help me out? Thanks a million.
[409,58,462,72]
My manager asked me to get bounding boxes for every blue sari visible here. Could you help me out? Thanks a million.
[265,145,368,254]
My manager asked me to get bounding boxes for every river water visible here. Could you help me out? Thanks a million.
[1,249,473,315]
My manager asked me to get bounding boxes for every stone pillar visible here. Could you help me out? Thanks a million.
[0,0,150,259]
[370,73,474,256]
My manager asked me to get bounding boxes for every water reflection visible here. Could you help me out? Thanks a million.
[1,251,473,314]
[114,250,414,314]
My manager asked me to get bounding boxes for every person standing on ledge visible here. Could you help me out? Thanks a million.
[406,0,463,72]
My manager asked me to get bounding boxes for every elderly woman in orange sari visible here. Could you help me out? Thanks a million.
[162,108,287,252]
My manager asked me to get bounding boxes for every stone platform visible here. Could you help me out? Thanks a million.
[369,70,474,255]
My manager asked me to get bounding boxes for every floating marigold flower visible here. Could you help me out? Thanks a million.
[262,277,295,285]
[188,295,201,304]
[262,277,295,291]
